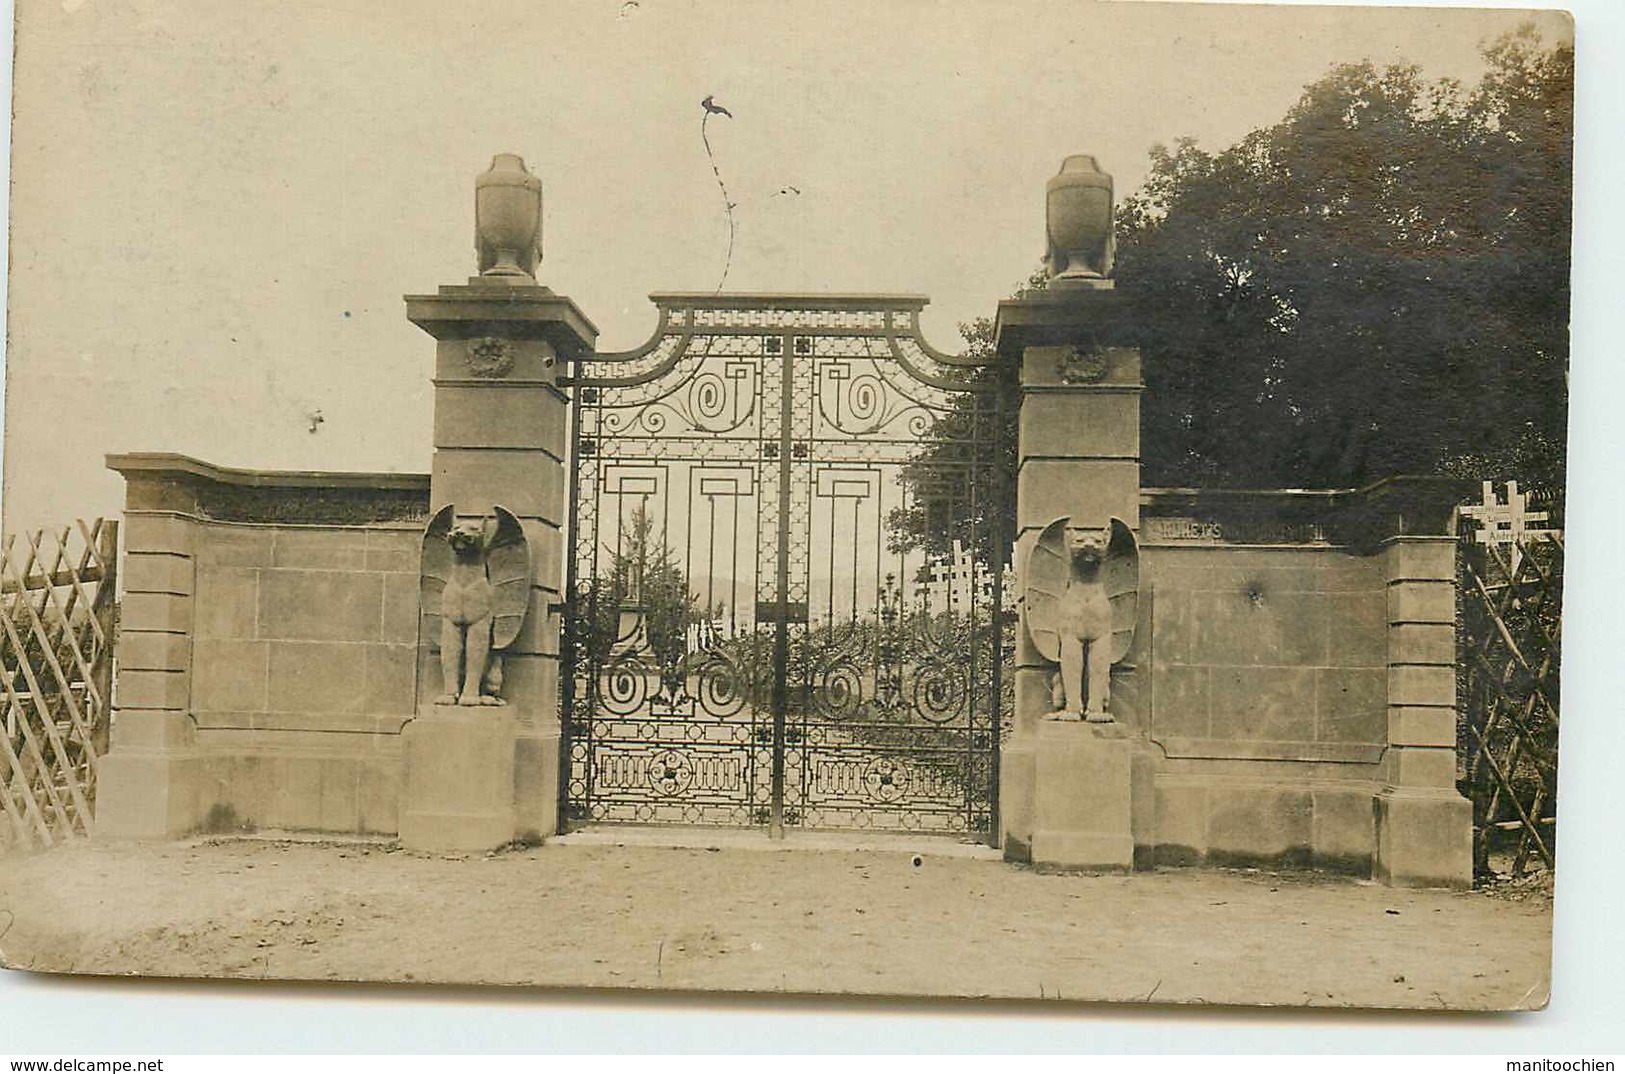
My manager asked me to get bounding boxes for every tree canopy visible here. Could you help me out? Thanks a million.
[889,28,1571,562]
[573,505,707,700]
[1118,25,1572,489]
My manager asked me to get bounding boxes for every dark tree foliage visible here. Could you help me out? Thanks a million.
[1119,26,1571,489]
[886,294,1027,569]
[574,505,707,699]
[891,29,1571,561]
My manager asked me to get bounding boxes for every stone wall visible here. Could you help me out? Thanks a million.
[186,520,419,834]
[1132,535,1390,872]
[1123,485,1470,879]
[991,266,1471,886]
[1106,487,1468,881]
[97,454,431,838]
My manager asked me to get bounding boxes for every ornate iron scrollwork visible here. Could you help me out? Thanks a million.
[562,294,1009,837]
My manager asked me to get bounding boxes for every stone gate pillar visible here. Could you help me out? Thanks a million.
[1376,533,1473,886]
[95,511,204,838]
[993,155,1145,869]
[401,154,597,850]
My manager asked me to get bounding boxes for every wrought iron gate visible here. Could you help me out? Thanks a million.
[561,294,1009,838]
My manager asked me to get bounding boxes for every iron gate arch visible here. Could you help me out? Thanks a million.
[561,294,1010,838]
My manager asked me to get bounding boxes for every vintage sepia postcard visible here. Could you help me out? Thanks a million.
[0,0,1570,1014]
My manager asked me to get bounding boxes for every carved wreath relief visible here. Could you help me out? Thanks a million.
[464,336,516,378]
[1057,345,1110,384]
[1022,516,1140,722]
[420,505,531,706]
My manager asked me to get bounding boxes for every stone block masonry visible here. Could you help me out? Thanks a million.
[404,272,597,849]
[92,151,1474,887]
[990,205,1473,883]
[96,454,432,838]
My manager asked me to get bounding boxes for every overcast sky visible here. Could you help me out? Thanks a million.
[9,0,1625,1054]
[1,0,1574,531]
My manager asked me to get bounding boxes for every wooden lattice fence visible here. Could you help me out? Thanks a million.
[0,520,120,852]
[1457,491,1561,880]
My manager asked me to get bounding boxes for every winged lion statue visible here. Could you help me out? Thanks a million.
[1023,516,1140,722]
[420,504,531,706]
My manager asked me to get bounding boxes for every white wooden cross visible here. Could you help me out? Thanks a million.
[920,540,983,611]
[921,558,960,611]
[1459,480,1556,575]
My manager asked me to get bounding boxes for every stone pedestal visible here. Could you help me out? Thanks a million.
[994,277,1145,867]
[1375,788,1473,888]
[1027,720,1135,870]
[95,748,204,839]
[94,512,206,839]
[512,729,562,843]
[995,287,1142,742]
[399,705,519,851]
[405,249,597,844]
[998,733,1039,861]
[1375,535,1474,887]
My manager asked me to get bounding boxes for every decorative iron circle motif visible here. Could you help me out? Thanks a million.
[863,758,910,803]
[690,372,729,421]
[648,749,695,797]
[465,336,516,378]
[911,662,967,724]
[696,656,748,720]
[814,660,864,721]
[1057,344,1110,384]
[563,295,1009,834]
[847,374,884,423]
[600,655,650,716]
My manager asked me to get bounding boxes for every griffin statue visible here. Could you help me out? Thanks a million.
[1023,516,1140,721]
[420,505,531,706]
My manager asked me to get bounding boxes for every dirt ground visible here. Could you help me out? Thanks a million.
[0,835,1552,1011]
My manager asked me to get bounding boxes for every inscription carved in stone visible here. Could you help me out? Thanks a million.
[1143,516,1329,545]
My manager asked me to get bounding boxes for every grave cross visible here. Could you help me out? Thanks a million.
[919,541,978,612]
[1459,480,1556,575]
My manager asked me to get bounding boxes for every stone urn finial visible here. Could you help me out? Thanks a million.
[1045,154,1114,284]
[475,153,543,280]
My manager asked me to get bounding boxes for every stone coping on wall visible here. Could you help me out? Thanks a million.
[105,455,1472,545]
[108,453,431,526]
[1140,475,1475,551]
